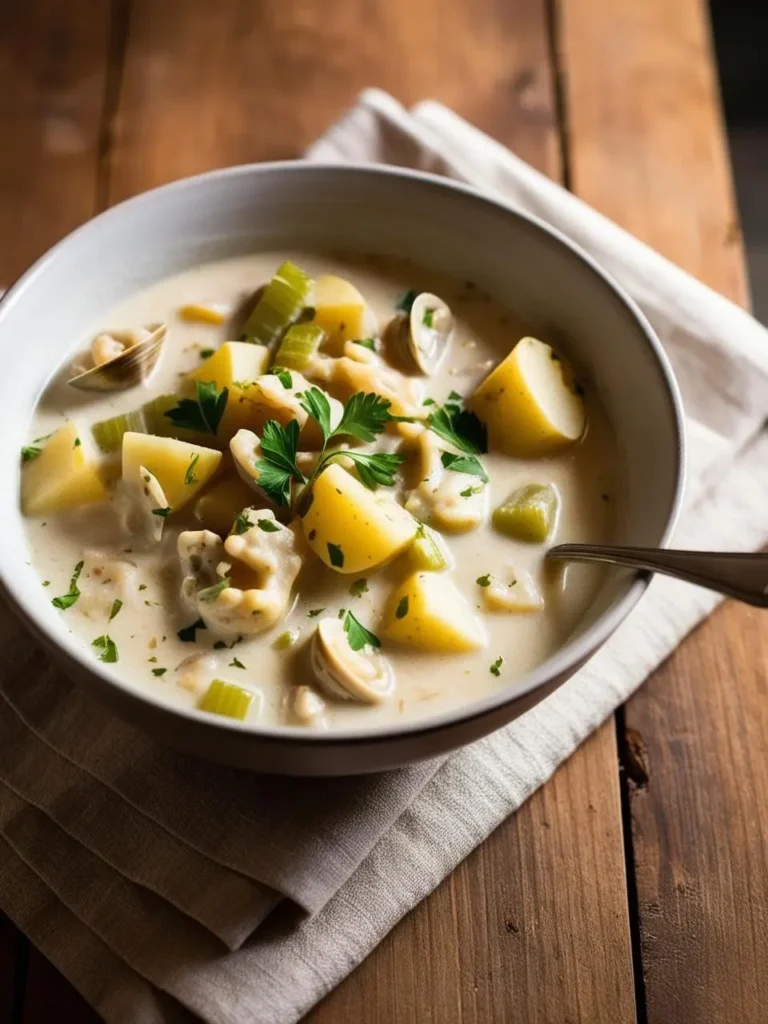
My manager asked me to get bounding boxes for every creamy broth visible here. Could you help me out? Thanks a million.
[23,252,616,730]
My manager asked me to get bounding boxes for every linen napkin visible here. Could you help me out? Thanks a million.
[1,89,766,1024]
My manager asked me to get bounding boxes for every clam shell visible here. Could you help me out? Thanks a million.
[385,293,453,376]
[67,323,166,392]
[310,617,394,704]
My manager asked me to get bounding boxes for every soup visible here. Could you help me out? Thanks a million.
[21,252,616,730]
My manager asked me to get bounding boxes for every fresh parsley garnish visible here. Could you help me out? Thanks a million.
[109,598,123,620]
[350,578,369,598]
[177,618,206,642]
[21,445,43,462]
[343,451,403,489]
[334,391,394,443]
[460,485,484,498]
[448,390,462,401]
[476,574,491,587]
[270,368,293,389]
[396,289,417,313]
[213,640,228,649]
[152,667,167,676]
[308,608,325,618]
[343,610,381,651]
[422,307,435,327]
[257,518,280,533]
[353,337,376,351]
[165,380,229,435]
[254,418,306,507]
[327,542,344,568]
[73,437,82,448]
[232,509,254,535]
[229,657,246,669]
[440,451,488,482]
[92,634,118,663]
[395,596,409,619]
[185,454,200,485]
[52,560,84,610]
[200,348,215,359]
[152,506,171,517]
[428,398,487,454]
[198,578,230,603]
[490,656,503,677]
[422,398,436,407]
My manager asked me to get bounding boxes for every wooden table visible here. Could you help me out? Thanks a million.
[1,1,766,1021]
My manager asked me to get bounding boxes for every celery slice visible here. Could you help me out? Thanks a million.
[273,323,326,371]
[242,261,312,347]
[408,524,449,571]
[198,678,255,720]
[91,408,148,453]
[492,483,558,543]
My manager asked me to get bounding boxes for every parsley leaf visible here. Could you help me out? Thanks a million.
[52,560,84,611]
[308,608,325,618]
[260,419,306,480]
[422,307,435,327]
[395,596,409,619]
[396,289,417,313]
[428,400,487,454]
[229,657,246,669]
[165,380,229,435]
[343,610,381,651]
[476,574,491,587]
[200,348,215,359]
[440,451,488,482]
[257,518,280,533]
[270,368,293,389]
[460,485,484,498]
[92,634,119,663]
[490,656,503,677]
[177,618,206,642]
[333,392,393,443]
[299,387,333,443]
[185,453,200,485]
[350,578,369,598]
[152,506,171,517]
[232,509,254,535]
[341,451,404,489]
[353,337,376,351]
[327,542,344,568]
[213,640,228,649]
[109,598,123,620]
[21,445,43,462]
[253,459,293,507]
[152,667,167,676]
[198,578,230,603]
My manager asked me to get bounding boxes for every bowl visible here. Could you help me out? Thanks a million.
[0,163,684,775]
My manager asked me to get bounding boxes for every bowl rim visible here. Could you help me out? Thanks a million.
[0,159,686,747]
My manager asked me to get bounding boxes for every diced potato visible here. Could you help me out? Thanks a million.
[381,572,486,652]
[407,524,451,572]
[468,337,586,455]
[122,433,222,511]
[300,463,418,574]
[482,568,545,613]
[493,483,558,543]
[238,372,342,451]
[312,276,371,355]
[187,341,271,438]
[178,303,228,325]
[194,473,257,536]
[22,421,108,516]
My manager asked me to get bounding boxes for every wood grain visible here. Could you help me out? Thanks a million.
[560,0,766,1020]
[310,722,636,1023]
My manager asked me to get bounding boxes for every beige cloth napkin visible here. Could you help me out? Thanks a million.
[1,89,766,1024]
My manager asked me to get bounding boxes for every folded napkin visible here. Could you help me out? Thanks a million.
[1,89,766,1024]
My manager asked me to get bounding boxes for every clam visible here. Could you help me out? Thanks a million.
[385,292,453,375]
[67,322,166,391]
[115,465,170,545]
[310,617,395,705]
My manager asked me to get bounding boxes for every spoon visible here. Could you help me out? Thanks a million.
[546,544,768,608]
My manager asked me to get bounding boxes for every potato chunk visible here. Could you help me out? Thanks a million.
[468,337,585,455]
[311,276,372,355]
[300,463,418,574]
[22,422,107,516]
[194,473,258,536]
[122,433,221,511]
[381,572,486,652]
[481,567,545,613]
[187,341,270,438]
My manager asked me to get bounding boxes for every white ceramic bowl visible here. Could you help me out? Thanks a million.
[0,163,684,775]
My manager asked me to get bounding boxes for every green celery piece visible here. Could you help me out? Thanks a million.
[91,407,148,453]
[492,483,558,543]
[408,525,448,571]
[273,323,326,370]
[242,261,312,347]
[198,679,255,721]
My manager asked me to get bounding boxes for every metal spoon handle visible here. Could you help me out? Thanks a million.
[547,545,768,608]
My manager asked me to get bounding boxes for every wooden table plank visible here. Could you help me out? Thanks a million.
[0,1,637,1020]
[560,0,767,1020]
